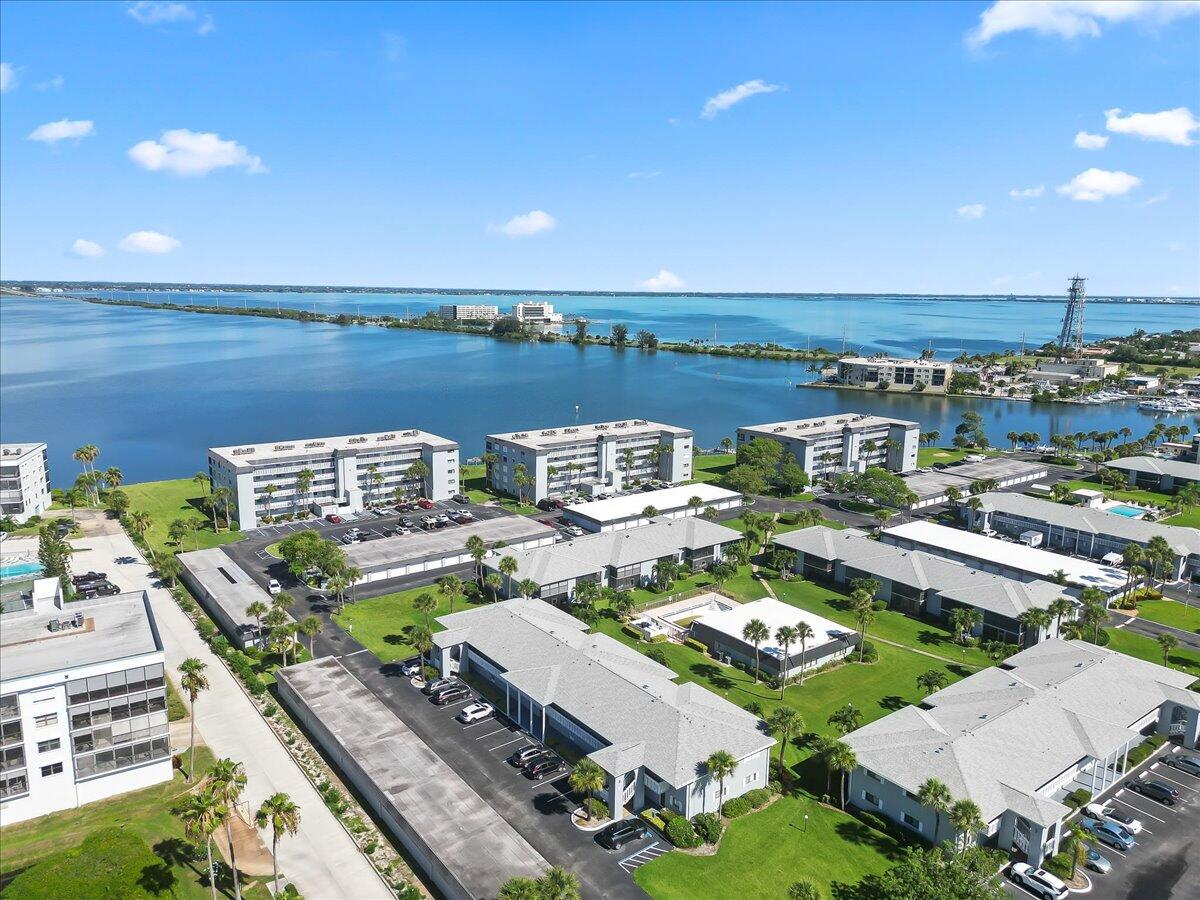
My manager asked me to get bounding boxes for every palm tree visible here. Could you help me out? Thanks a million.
[484,572,503,602]
[1048,597,1074,636]
[787,880,821,900]
[466,534,487,582]
[917,778,953,844]
[262,483,278,519]
[705,749,738,814]
[245,600,268,635]
[255,792,301,894]
[413,591,437,628]
[568,759,607,820]
[872,508,892,535]
[179,658,208,782]
[104,466,123,490]
[826,740,857,809]
[499,877,542,900]
[211,486,233,530]
[498,554,519,596]
[1017,607,1052,647]
[621,447,636,487]
[156,554,182,587]
[539,866,581,900]
[916,668,949,696]
[438,574,463,614]
[949,799,984,855]
[827,702,862,736]
[326,574,349,613]
[177,789,226,900]
[1158,632,1179,666]
[513,463,530,505]
[517,578,540,600]
[129,510,154,560]
[642,505,659,519]
[365,463,380,505]
[766,706,803,782]
[193,471,211,497]
[295,468,314,515]
[794,621,814,685]
[410,624,434,671]
[688,495,703,515]
[299,615,323,656]
[851,590,875,662]
[209,758,248,900]
[775,625,800,698]
[742,618,769,684]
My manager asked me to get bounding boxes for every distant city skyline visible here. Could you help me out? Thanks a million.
[1,1,1197,296]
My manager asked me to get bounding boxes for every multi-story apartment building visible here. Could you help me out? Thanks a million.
[510,301,563,324]
[736,413,918,480]
[0,443,51,523]
[485,419,692,502]
[835,356,953,391]
[1,579,172,826]
[437,304,499,321]
[209,429,460,530]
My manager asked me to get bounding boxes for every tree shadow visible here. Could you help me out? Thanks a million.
[690,663,734,691]
[834,820,907,861]
[138,862,177,895]
[878,695,908,711]
[947,664,974,678]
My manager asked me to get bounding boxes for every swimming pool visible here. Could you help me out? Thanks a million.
[1107,505,1145,518]
[0,561,45,580]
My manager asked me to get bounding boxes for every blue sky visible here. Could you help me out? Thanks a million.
[1,0,1197,295]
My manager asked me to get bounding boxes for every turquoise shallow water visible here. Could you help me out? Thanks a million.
[2,295,1195,486]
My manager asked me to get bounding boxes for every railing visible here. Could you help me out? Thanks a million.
[1168,723,1187,736]
[1013,830,1029,852]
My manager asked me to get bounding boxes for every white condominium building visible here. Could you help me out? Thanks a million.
[1,580,172,826]
[485,419,692,502]
[0,443,51,523]
[511,301,563,324]
[438,304,499,321]
[737,413,919,479]
[836,356,953,391]
[209,429,460,529]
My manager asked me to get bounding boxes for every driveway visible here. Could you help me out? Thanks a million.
[1109,610,1200,654]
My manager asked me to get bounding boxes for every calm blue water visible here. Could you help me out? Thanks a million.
[1107,505,1147,518]
[2,295,1196,487]
[0,562,44,580]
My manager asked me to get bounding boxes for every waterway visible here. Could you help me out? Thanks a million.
[1,295,1195,487]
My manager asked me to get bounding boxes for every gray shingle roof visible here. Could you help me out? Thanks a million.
[432,599,773,786]
[772,527,1065,619]
[845,638,1199,826]
[1101,456,1199,480]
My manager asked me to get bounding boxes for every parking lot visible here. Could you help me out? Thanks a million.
[335,651,661,899]
[1003,742,1200,899]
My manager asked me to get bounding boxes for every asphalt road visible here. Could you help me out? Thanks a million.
[1110,610,1200,653]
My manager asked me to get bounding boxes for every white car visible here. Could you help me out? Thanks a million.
[268,578,282,594]
[1009,863,1067,900]
[1084,802,1143,834]
[456,702,495,725]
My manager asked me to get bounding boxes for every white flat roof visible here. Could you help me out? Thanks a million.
[209,428,457,466]
[0,443,46,463]
[486,419,691,450]
[694,596,851,659]
[739,412,917,438]
[563,483,740,524]
[839,356,951,368]
[883,520,1127,593]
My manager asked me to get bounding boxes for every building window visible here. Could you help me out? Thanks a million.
[37,738,61,753]
[902,812,922,831]
[33,713,57,728]
[862,790,882,809]
[40,762,64,776]
[744,771,759,785]
[863,768,883,783]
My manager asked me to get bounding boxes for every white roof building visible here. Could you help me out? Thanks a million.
[562,482,741,532]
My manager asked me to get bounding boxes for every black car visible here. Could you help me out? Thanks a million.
[453,494,470,504]
[507,746,550,768]
[1128,779,1182,805]
[80,581,120,598]
[524,756,564,780]
[597,819,649,851]
[422,677,459,696]
[430,685,471,706]
[72,571,106,584]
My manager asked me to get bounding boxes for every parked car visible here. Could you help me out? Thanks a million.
[456,702,495,724]
[523,756,564,780]
[596,818,649,851]
[1127,778,1182,805]
[417,498,435,510]
[400,517,415,528]
[1166,754,1200,778]
[1084,847,1111,875]
[1079,818,1135,852]
[420,515,437,527]
[453,494,470,504]
[325,514,343,524]
[72,571,106,584]
[507,745,549,768]
[79,581,120,598]
[430,685,471,706]
[268,578,282,594]
[1008,863,1067,900]
[399,657,424,677]
[1084,803,1142,834]
[422,677,458,696]
[563,525,584,537]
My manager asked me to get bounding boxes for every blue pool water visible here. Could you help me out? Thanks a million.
[0,561,44,580]
[1107,505,1145,518]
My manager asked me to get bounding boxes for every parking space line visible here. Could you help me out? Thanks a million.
[1163,765,1200,783]
[1112,795,1167,823]
[461,719,501,731]
[488,736,525,752]
[1148,769,1198,792]
[472,725,512,740]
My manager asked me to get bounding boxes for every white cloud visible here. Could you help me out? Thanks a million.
[1138,190,1169,207]
[1074,130,1109,150]
[488,210,556,238]
[1008,185,1045,198]
[700,79,781,119]
[1105,107,1199,146]
[128,129,266,176]
[382,31,406,64]
[956,204,987,220]
[196,13,215,36]
[126,1,196,24]
[70,239,104,258]
[1056,168,1141,201]
[119,231,181,254]
[627,170,662,180]
[0,62,15,93]
[968,1,1200,47]
[640,269,684,291]
[27,119,95,144]
[35,74,65,91]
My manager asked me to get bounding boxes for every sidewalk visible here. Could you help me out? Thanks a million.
[69,531,394,900]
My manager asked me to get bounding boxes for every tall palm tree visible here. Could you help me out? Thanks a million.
[326,574,349,613]
[262,483,278,519]
[179,658,209,782]
[299,615,323,656]
[407,459,430,498]
[484,572,503,602]
[499,878,542,900]
[193,471,211,497]
[466,534,487,583]
[742,618,769,684]
[498,555,519,596]
[539,866,581,900]
[569,759,608,820]
[517,578,540,600]
[850,590,875,662]
[438,574,463,614]
[775,625,799,698]
[104,466,123,490]
[245,600,268,635]
[209,758,248,900]
[1017,607,1052,647]
[129,510,154,560]
[176,789,226,900]
[949,799,984,855]
[255,792,301,894]
[410,624,434,672]
[705,749,738,814]
[1158,632,1179,666]
[621,448,636,487]
[413,591,437,628]
[1048,597,1074,636]
[917,778,953,844]
[295,468,314,515]
[827,702,862,736]
[794,621,814,685]
[826,741,857,810]
[766,706,803,783]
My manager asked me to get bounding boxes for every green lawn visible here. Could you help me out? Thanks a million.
[1060,476,1175,509]
[1104,626,1200,679]
[333,583,483,661]
[122,478,245,559]
[691,454,734,485]
[461,464,542,515]
[916,446,1001,467]
[1164,507,1200,528]
[1135,599,1200,633]
[627,563,768,608]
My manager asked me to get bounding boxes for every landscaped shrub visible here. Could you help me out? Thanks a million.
[197,619,216,640]
[722,796,752,818]
[665,815,701,848]
[1126,733,1166,769]
[691,812,724,844]
[743,701,764,717]
[584,798,609,820]
[659,808,679,823]
[1064,788,1091,809]
[743,788,772,808]
[872,599,888,612]
[211,636,230,658]
[639,809,667,832]
[650,633,669,643]
[684,637,709,654]
[622,624,644,640]
[857,640,879,663]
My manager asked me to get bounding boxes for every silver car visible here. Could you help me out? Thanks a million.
[1084,846,1111,875]
[1168,754,1200,778]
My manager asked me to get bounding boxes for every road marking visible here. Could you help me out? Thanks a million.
[472,725,511,739]
[460,718,500,732]
[619,843,665,873]
[1161,764,1200,783]
[1111,795,1166,823]
[342,648,371,657]
[1149,769,1198,792]
[488,736,526,752]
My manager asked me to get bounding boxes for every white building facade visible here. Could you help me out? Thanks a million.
[737,413,918,480]
[510,302,563,324]
[485,419,692,503]
[209,429,460,529]
[437,304,499,321]
[835,357,953,391]
[1,581,172,826]
[0,443,52,523]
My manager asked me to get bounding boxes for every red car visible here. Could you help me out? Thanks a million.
[325,514,343,524]
[417,498,435,510]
